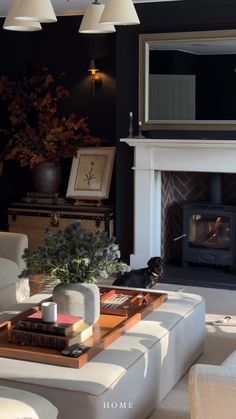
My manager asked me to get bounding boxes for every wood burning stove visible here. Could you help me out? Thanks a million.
[182,202,236,272]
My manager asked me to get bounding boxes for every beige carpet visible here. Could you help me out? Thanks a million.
[147,283,236,419]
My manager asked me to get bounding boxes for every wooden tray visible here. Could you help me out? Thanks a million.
[0,288,167,369]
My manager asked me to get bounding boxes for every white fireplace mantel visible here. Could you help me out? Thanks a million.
[120,138,236,268]
[121,138,236,173]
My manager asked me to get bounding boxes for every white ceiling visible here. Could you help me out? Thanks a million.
[0,0,180,18]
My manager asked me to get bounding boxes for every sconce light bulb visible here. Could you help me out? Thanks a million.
[88,58,99,76]
[130,112,133,117]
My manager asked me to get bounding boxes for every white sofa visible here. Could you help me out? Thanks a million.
[189,351,236,419]
[0,232,30,310]
[0,289,205,419]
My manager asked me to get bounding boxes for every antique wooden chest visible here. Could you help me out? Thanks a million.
[7,202,114,250]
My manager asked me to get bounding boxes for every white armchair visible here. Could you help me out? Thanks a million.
[188,351,236,419]
[0,232,30,310]
[0,385,58,419]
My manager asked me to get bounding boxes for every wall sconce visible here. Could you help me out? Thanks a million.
[88,59,102,98]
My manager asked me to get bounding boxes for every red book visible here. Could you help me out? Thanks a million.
[18,312,84,336]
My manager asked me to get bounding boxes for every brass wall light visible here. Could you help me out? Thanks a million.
[88,59,102,98]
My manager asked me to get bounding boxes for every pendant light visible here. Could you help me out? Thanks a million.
[14,0,57,23]
[99,0,140,25]
[3,0,42,31]
[79,0,115,34]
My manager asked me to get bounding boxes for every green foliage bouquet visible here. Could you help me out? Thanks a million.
[20,222,130,284]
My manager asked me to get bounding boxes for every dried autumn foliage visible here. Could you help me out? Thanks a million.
[0,67,103,168]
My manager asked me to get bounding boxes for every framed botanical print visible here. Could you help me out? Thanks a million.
[66,147,116,201]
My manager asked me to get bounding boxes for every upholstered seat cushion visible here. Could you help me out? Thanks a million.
[0,233,30,311]
[222,351,236,366]
[0,232,28,273]
[0,257,29,311]
[0,385,58,419]
[0,258,20,288]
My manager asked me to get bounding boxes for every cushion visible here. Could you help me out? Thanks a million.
[222,351,236,367]
[0,258,20,288]
[0,232,28,272]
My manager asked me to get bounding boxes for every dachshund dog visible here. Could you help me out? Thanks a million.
[112,257,163,289]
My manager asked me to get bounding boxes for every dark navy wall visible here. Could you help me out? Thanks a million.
[0,16,116,231]
[1,1,236,260]
[115,0,236,261]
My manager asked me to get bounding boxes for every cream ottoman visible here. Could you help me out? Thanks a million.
[0,385,58,419]
[0,289,205,419]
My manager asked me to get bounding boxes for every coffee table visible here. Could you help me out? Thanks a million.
[0,287,205,419]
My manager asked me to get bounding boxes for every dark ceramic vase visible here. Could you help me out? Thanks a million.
[32,162,62,193]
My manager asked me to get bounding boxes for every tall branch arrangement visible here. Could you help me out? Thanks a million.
[0,67,102,168]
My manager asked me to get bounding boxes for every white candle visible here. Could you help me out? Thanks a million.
[129,112,133,117]
[41,302,57,323]
[139,121,142,126]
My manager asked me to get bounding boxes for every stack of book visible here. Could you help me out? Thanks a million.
[21,192,65,205]
[10,312,93,350]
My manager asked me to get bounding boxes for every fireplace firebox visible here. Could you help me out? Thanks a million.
[183,203,236,272]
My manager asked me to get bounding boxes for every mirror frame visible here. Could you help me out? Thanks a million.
[139,29,236,131]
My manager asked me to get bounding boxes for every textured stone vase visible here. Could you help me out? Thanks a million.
[52,282,100,325]
[32,162,62,193]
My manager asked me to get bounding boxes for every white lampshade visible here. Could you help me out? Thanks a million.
[14,0,57,23]
[99,0,140,25]
[79,2,115,34]
[3,0,42,31]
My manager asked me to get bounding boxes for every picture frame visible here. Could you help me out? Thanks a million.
[66,147,116,201]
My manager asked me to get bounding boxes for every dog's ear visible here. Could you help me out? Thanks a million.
[147,257,154,267]
[147,257,162,267]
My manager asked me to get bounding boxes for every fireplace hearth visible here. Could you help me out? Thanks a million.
[159,263,236,290]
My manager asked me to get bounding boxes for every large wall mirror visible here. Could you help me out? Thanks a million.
[139,29,236,130]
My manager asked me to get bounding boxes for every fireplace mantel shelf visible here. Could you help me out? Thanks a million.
[121,138,236,149]
[121,137,236,174]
